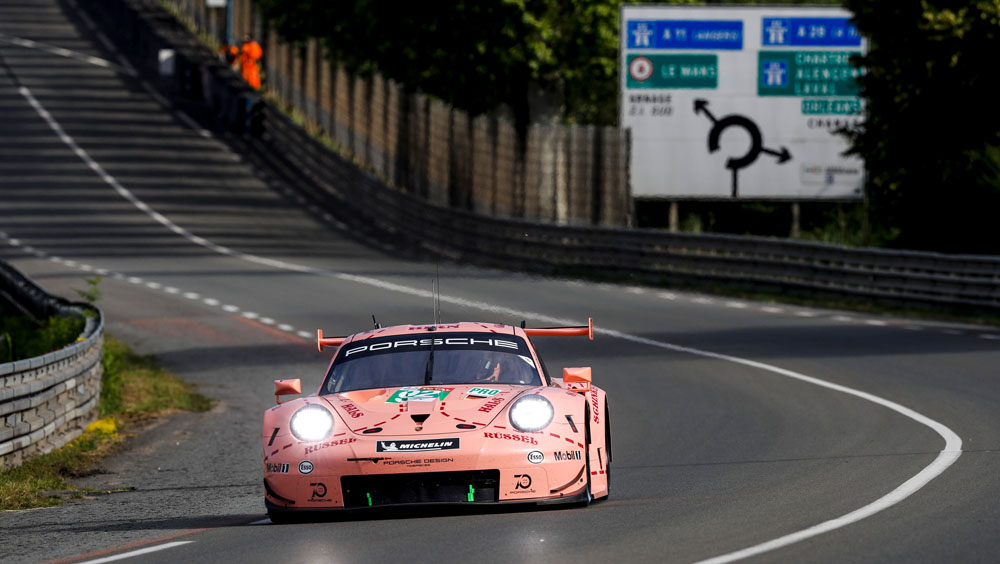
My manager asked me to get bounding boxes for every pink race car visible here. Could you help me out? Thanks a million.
[262,319,611,522]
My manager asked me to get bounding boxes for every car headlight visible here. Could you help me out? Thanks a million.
[290,405,334,442]
[509,395,554,433]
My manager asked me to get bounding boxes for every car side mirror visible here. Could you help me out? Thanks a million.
[562,367,592,393]
[274,379,302,404]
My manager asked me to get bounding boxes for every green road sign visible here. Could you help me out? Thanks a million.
[758,50,861,97]
[627,54,718,89]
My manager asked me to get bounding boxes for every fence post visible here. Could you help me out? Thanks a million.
[523,124,541,221]
[291,43,305,114]
[319,48,333,138]
[333,63,351,155]
[450,109,472,209]
[427,99,451,206]
[599,126,630,227]
[494,118,517,217]
[351,73,370,166]
[385,79,402,188]
[405,93,427,196]
[368,74,386,178]
[568,125,595,225]
[304,39,318,126]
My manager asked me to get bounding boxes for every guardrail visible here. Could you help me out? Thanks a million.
[85,0,1000,314]
[1,260,104,467]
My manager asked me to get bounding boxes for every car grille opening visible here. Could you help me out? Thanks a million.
[342,470,499,508]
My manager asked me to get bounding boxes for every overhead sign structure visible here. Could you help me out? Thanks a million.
[621,6,867,199]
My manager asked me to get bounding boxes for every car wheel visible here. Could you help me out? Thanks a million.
[267,506,298,524]
[601,403,611,500]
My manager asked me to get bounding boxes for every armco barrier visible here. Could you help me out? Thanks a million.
[1,260,103,467]
[85,1,1000,313]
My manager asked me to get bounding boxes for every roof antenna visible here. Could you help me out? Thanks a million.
[433,263,441,324]
[372,314,380,329]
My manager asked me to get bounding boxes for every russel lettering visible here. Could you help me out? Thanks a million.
[304,437,357,455]
[483,432,537,445]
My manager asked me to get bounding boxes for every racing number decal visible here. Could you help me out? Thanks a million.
[386,387,452,403]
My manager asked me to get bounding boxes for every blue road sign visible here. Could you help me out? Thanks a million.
[761,17,861,47]
[627,20,743,50]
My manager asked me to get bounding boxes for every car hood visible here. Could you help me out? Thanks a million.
[319,384,537,437]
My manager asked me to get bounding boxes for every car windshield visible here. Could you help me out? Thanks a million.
[321,332,542,394]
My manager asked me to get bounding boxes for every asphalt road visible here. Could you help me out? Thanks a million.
[1,1,999,563]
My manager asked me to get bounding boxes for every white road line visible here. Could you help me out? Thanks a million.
[693,297,714,305]
[18,80,966,563]
[832,315,853,322]
[866,319,888,326]
[980,334,1000,340]
[249,518,271,525]
[761,306,784,314]
[725,301,748,309]
[173,110,212,138]
[0,32,137,77]
[658,292,677,300]
[77,541,193,564]
[222,305,240,313]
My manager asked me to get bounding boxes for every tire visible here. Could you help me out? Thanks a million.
[266,506,299,524]
[601,403,611,499]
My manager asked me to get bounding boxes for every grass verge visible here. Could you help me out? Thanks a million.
[0,335,213,510]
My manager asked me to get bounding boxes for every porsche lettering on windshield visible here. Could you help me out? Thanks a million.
[322,332,542,393]
[343,337,520,358]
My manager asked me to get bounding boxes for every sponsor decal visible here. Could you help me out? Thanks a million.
[483,432,537,445]
[478,396,505,413]
[310,482,327,499]
[265,462,289,474]
[341,401,364,419]
[376,438,460,452]
[527,450,544,464]
[590,389,600,424]
[515,474,533,489]
[303,437,358,456]
[344,337,520,358]
[386,386,454,404]
[308,482,332,503]
[382,457,455,467]
[466,387,501,399]
[553,450,582,462]
[298,460,314,474]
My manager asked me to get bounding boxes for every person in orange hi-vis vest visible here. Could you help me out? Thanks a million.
[239,33,263,90]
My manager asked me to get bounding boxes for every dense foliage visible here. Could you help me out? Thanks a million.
[0,301,83,363]
[844,0,1000,253]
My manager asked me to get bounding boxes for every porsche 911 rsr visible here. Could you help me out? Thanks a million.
[261,320,610,522]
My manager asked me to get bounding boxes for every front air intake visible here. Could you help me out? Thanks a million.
[341,470,499,507]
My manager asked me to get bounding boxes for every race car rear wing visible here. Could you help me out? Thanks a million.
[316,329,346,351]
[523,317,594,340]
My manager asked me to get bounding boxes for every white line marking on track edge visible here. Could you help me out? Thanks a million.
[76,541,193,564]
[18,80,964,564]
